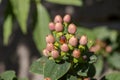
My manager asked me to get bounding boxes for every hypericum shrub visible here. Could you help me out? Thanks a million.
[31,14,97,80]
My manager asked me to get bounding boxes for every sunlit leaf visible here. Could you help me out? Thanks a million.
[10,0,30,34]
[3,15,12,45]
[46,0,83,6]
[33,3,50,52]
[0,71,16,80]
[94,56,103,77]
[108,52,120,69]
[93,27,110,40]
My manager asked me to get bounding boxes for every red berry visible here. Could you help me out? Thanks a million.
[79,35,88,45]
[68,24,77,34]
[61,43,69,52]
[54,15,62,23]
[46,43,54,51]
[60,36,67,44]
[63,14,71,23]
[72,49,81,58]
[43,49,50,57]
[55,23,63,32]
[49,22,55,30]
[46,34,55,43]
[51,50,59,59]
[69,36,78,46]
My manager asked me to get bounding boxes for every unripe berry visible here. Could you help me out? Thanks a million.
[68,24,77,34]
[55,23,63,32]
[46,43,54,51]
[72,49,81,58]
[61,43,69,52]
[44,77,51,80]
[48,22,55,30]
[69,36,78,46]
[63,14,71,23]
[46,34,55,43]
[89,45,100,52]
[43,49,50,57]
[54,15,62,23]
[51,50,59,59]
[79,35,88,45]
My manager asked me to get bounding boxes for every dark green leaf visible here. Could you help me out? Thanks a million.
[46,0,83,6]
[0,71,16,80]
[10,0,30,34]
[87,64,96,77]
[44,60,71,80]
[33,3,50,52]
[30,57,48,74]
[108,52,120,69]
[3,15,12,45]
[102,72,120,80]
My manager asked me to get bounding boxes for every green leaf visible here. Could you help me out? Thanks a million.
[44,60,71,80]
[33,3,50,52]
[0,0,2,4]
[18,78,29,80]
[67,75,78,80]
[77,27,96,42]
[109,30,118,43]
[46,0,83,6]
[89,55,97,64]
[10,0,30,34]
[0,71,16,80]
[30,57,48,74]
[3,15,12,45]
[94,56,103,77]
[93,27,110,40]
[108,52,120,69]
[102,72,120,80]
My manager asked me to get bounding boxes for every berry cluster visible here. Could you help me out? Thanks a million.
[43,14,88,63]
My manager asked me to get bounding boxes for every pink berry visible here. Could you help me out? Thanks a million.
[43,49,50,57]
[72,49,81,58]
[79,35,88,45]
[105,45,112,53]
[54,15,62,23]
[68,24,77,34]
[46,34,55,43]
[60,43,69,52]
[69,36,78,46]
[55,23,63,32]
[51,50,59,59]
[46,43,54,51]
[48,22,55,30]
[63,14,71,23]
